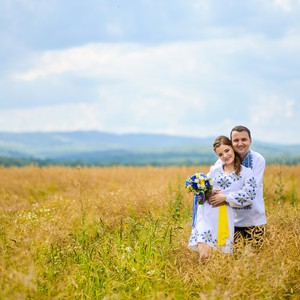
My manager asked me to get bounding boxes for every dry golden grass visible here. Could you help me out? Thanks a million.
[0,165,299,299]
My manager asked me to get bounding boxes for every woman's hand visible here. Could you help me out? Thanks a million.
[205,190,213,199]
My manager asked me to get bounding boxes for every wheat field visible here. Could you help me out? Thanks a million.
[0,165,299,299]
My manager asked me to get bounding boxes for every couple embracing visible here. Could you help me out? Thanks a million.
[187,125,267,260]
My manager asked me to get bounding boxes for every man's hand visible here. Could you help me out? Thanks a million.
[209,190,227,207]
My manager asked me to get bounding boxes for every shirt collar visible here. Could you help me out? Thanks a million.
[242,151,253,169]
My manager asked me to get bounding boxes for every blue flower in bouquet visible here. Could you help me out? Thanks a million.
[185,172,213,195]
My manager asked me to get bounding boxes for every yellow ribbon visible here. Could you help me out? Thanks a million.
[217,205,230,246]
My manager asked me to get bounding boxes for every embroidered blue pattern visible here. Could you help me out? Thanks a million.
[235,193,248,206]
[189,229,217,245]
[247,177,257,200]
[242,151,253,169]
[229,173,241,182]
[217,176,232,189]
[234,206,252,210]
[247,177,257,189]
[200,230,214,243]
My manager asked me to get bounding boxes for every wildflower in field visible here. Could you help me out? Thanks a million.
[16,211,38,221]
[147,270,155,275]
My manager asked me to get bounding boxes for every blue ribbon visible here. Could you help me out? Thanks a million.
[192,193,204,228]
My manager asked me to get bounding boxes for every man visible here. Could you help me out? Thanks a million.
[213,125,267,245]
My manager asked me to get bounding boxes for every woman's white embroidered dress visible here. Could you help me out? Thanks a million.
[188,164,257,253]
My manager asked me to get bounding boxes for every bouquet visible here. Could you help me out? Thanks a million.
[185,172,213,199]
[185,172,213,228]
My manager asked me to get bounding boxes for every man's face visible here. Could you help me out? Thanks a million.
[231,130,252,159]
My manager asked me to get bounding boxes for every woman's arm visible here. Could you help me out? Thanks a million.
[225,169,257,208]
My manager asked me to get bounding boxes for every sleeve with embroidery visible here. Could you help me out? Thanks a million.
[226,168,257,208]
[252,153,266,189]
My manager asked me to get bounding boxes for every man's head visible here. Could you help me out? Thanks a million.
[230,125,252,160]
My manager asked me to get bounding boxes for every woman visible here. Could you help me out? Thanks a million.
[188,135,257,260]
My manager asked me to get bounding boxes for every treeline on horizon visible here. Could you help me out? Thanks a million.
[1,152,300,167]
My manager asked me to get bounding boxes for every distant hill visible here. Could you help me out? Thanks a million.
[0,131,299,166]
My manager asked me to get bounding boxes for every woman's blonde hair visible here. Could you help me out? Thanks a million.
[213,135,242,176]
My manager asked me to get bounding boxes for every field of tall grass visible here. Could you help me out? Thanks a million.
[0,165,299,299]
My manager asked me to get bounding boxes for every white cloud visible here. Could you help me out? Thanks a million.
[0,103,106,132]
[13,33,300,85]
[12,43,197,81]
[247,95,300,143]
[274,0,293,11]
[4,34,299,143]
[1,1,300,144]
[13,37,255,83]
[250,95,296,125]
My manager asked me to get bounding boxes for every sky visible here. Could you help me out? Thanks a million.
[0,0,300,145]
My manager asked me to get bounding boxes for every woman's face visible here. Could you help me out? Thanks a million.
[215,144,235,165]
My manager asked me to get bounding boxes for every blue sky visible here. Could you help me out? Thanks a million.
[0,0,300,144]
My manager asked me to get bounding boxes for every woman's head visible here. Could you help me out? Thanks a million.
[213,135,242,175]
[213,135,233,153]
